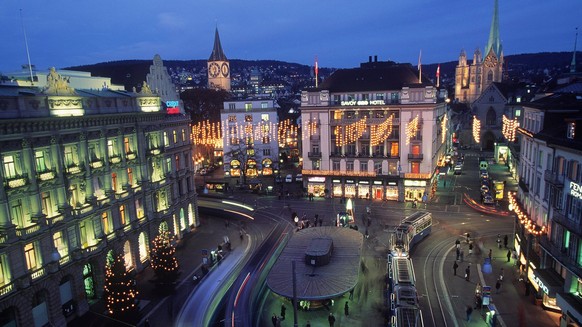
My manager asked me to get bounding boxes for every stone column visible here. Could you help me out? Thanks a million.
[22,139,43,221]
[50,136,68,212]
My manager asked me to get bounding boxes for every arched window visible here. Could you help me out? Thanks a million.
[32,290,49,327]
[486,107,497,126]
[487,71,493,82]
[138,232,149,262]
[123,240,133,269]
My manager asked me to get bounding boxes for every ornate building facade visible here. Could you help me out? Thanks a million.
[0,69,199,326]
[207,28,231,91]
[454,0,504,103]
[300,59,448,202]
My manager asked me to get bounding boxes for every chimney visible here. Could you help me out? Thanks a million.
[374,55,378,62]
[369,56,372,63]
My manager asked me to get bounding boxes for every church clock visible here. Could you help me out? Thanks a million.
[221,63,230,77]
[209,62,220,78]
[484,55,498,68]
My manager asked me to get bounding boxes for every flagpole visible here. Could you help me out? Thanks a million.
[418,50,422,84]
[315,56,319,88]
[437,64,440,88]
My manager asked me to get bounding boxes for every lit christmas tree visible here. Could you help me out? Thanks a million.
[150,231,180,287]
[104,254,139,320]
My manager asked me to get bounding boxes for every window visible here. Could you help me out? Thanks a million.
[390,92,399,104]
[163,132,169,147]
[346,161,354,172]
[261,102,268,109]
[24,243,38,271]
[64,146,75,166]
[347,144,356,155]
[124,137,131,153]
[0,254,10,286]
[375,93,385,101]
[228,115,236,122]
[111,173,117,192]
[166,158,172,173]
[53,230,68,258]
[374,162,382,174]
[127,168,133,186]
[41,192,52,217]
[102,212,111,235]
[312,144,320,154]
[228,103,236,110]
[245,115,253,122]
[390,143,399,157]
[244,103,252,110]
[173,130,177,144]
[333,161,340,171]
[182,129,186,142]
[360,162,368,172]
[3,155,17,178]
[261,114,269,121]
[107,140,116,157]
[263,149,271,156]
[11,200,23,226]
[411,162,420,174]
[175,154,180,170]
[35,151,47,172]
[119,205,126,225]
[136,198,144,219]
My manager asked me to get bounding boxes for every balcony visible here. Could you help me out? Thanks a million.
[148,147,164,157]
[308,151,322,158]
[15,224,41,239]
[310,135,320,141]
[37,170,56,182]
[4,174,28,189]
[552,209,582,236]
[109,155,122,165]
[89,159,104,169]
[408,153,424,161]
[126,152,137,161]
[544,170,565,187]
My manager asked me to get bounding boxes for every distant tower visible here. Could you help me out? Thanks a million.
[207,28,231,91]
[454,0,503,103]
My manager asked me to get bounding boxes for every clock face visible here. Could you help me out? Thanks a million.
[221,63,229,77]
[484,55,498,68]
[209,62,220,78]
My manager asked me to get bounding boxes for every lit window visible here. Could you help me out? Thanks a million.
[119,205,126,225]
[261,102,268,109]
[53,230,68,258]
[127,168,133,186]
[24,242,38,271]
[35,151,47,172]
[173,130,177,144]
[261,114,269,121]
[182,129,186,142]
[124,137,131,153]
[244,103,252,110]
[107,140,116,157]
[111,173,117,192]
[175,154,180,170]
[164,132,169,147]
[102,212,110,234]
[41,192,52,217]
[228,115,236,122]
[0,254,10,286]
[3,155,17,178]
[245,115,253,122]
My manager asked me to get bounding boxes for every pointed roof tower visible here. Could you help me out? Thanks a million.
[209,27,228,61]
[485,0,502,58]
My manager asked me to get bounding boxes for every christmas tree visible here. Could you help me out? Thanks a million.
[150,231,180,287]
[104,253,139,320]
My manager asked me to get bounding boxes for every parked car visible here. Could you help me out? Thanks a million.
[275,175,283,183]
[454,165,462,175]
[295,174,303,182]
[285,174,293,183]
[483,194,495,205]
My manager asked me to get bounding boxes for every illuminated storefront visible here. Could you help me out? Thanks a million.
[344,179,356,198]
[262,158,273,176]
[371,181,384,200]
[246,159,258,177]
[332,179,343,198]
[531,269,561,311]
[307,176,326,197]
[357,181,370,199]
[386,181,399,201]
[404,179,427,201]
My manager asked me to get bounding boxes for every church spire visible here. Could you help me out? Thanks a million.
[571,27,578,74]
[485,0,502,58]
[209,27,227,61]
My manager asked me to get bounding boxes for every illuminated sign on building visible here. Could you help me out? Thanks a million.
[532,275,549,294]
[571,182,582,200]
[166,100,180,114]
[340,100,386,106]
[308,177,326,183]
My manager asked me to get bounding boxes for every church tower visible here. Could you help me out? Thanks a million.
[207,28,231,91]
[454,0,503,103]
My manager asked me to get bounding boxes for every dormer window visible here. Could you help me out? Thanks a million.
[567,122,576,140]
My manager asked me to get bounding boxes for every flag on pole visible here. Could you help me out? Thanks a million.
[436,64,440,87]
[417,50,422,83]
[315,56,319,88]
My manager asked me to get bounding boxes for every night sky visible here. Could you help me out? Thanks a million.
[0,0,579,72]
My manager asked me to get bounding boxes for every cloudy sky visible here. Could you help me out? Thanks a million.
[0,0,579,72]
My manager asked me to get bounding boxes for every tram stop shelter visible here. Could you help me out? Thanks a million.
[267,227,363,301]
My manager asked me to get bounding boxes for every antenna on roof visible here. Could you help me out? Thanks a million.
[571,27,578,74]
[20,9,34,86]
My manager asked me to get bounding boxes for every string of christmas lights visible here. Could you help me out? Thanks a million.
[370,114,394,146]
[150,231,180,283]
[508,191,546,236]
[472,115,481,144]
[441,114,448,144]
[104,254,139,317]
[406,115,420,145]
[502,115,520,142]
[333,117,368,146]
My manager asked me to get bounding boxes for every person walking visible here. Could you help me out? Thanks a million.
[344,301,349,316]
[495,279,502,293]
[497,234,502,249]
[466,233,471,243]
[504,234,508,248]
[469,242,473,255]
[507,249,512,262]
[271,313,278,327]
[488,249,492,260]
[499,268,504,282]
[460,250,465,263]
[453,261,459,276]
[280,303,286,320]
[466,305,473,322]
[328,313,336,327]
[455,239,461,249]
[465,266,471,281]
[456,247,460,261]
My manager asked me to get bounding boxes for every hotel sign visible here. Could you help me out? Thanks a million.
[340,100,385,106]
[571,182,582,200]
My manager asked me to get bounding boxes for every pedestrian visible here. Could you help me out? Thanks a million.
[240,229,244,241]
[328,312,336,327]
[495,279,501,293]
[507,249,512,262]
[453,260,459,276]
[456,247,460,260]
[271,313,278,327]
[455,239,461,249]
[465,266,471,281]
[469,243,473,255]
[466,305,473,322]
[466,233,471,243]
[499,268,504,282]
[280,303,286,320]
[488,249,492,260]
[344,301,349,316]
[460,249,465,262]
[504,234,508,248]
[497,234,502,249]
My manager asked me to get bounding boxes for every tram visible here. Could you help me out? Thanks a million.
[389,211,432,258]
